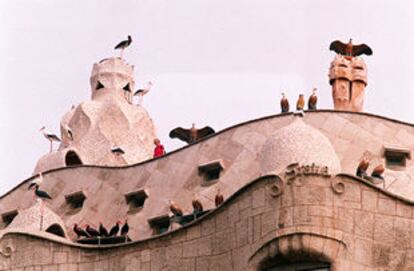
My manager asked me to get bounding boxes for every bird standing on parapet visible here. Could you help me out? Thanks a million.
[169,123,215,144]
[356,158,370,178]
[86,225,100,237]
[120,219,129,236]
[371,164,385,180]
[192,196,203,219]
[109,221,120,237]
[329,38,373,60]
[280,93,289,113]
[114,35,132,58]
[308,88,318,110]
[40,126,61,153]
[73,223,90,239]
[296,94,305,111]
[215,189,224,207]
[99,222,109,237]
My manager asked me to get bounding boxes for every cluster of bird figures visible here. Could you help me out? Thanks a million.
[73,220,129,240]
[280,88,318,113]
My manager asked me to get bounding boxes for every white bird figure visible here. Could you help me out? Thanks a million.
[134,81,153,105]
[39,126,61,152]
[64,124,73,141]
[28,172,43,190]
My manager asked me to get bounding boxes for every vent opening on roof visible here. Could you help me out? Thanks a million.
[45,223,65,237]
[96,81,105,90]
[384,146,411,169]
[123,83,131,91]
[148,214,170,235]
[65,151,83,166]
[125,189,148,213]
[198,159,225,186]
[1,210,18,228]
[65,191,86,214]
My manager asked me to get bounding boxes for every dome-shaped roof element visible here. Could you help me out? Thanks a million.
[7,200,68,238]
[260,118,341,175]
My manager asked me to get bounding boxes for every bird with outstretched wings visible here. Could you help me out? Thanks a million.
[169,124,215,144]
[329,39,373,57]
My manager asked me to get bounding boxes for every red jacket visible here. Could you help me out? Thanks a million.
[153,144,165,158]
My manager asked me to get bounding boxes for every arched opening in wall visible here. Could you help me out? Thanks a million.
[45,224,65,238]
[260,253,330,271]
[65,151,83,166]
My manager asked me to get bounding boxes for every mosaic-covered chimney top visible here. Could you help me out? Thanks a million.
[33,57,157,174]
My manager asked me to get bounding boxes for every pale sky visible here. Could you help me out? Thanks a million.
[1,0,414,194]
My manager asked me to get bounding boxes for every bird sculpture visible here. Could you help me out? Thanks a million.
[109,221,120,237]
[85,225,100,237]
[32,184,52,200]
[99,222,109,237]
[308,88,318,110]
[169,200,183,217]
[169,123,215,144]
[114,35,132,58]
[111,146,125,155]
[134,81,153,105]
[64,124,73,141]
[296,94,305,111]
[280,93,290,113]
[73,223,90,239]
[356,158,370,178]
[192,197,203,217]
[371,164,385,180]
[120,220,129,236]
[215,189,224,207]
[28,172,43,190]
[329,39,373,59]
[40,126,61,153]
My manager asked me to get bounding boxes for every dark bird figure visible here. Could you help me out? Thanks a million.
[308,88,318,110]
[329,39,373,58]
[40,126,61,153]
[169,200,183,217]
[296,94,305,111]
[109,221,120,237]
[33,184,52,200]
[73,223,90,239]
[169,123,215,144]
[215,189,224,207]
[120,220,129,236]
[192,197,203,215]
[114,35,132,58]
[356,158,370,178]
[99,222,109,237]
[111,146,125,155]
[280,93,289,113]
[85,225,100,237]
[371,164,385,180]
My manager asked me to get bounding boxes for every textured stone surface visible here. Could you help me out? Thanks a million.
[260,118,341,175]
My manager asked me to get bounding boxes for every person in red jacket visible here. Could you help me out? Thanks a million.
[153,138,166,158]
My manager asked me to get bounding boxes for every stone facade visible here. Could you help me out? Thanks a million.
[2,173,414,270]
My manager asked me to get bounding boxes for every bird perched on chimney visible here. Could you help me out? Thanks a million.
[280,93,289,113]
[114,35,132,58]
[308,88,318,110]
[329,38,373,60]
